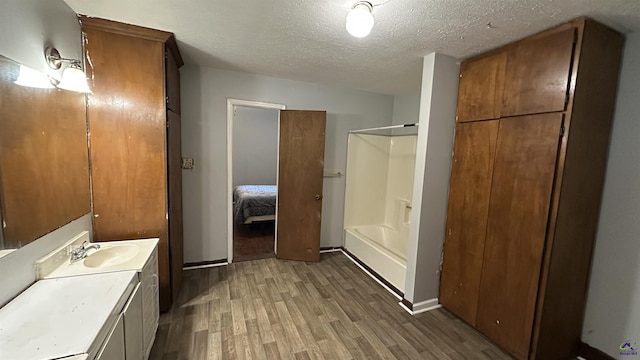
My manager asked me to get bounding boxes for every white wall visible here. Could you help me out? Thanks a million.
[581,31,640,358]
[0,0,81,82]
[0,0,91,307]
[392,92,422,126]
[181,66,394,263]
[232,106,279,188]
[404,53,459,306]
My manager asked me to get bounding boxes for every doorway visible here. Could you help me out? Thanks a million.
[227,99,285,263]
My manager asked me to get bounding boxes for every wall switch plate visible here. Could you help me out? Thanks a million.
[181,157,195,169]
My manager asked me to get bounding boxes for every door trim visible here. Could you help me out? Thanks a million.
[226,99,286,263]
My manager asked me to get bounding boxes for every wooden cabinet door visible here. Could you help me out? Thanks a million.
[501,29,576,117]
[476,113,563,359]
[276,110,326,262]
[84,29,171,310]
[457,53,506,122]
[440,120,499,325]
[167,110,183,303]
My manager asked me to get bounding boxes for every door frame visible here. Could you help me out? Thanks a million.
[226,99,286,263]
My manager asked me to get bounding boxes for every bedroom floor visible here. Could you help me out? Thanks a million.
[233,221,275,262]
[150,252,512,359]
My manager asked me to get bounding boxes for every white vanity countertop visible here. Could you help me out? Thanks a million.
[0,270,137,360]
[41,238,159,279]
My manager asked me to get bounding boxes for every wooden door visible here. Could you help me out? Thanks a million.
[440,120,499,325]
[476,113,563,359]
[276,110,326,262]
[457,53,506,122]
[501,28,576,117]
[167,110,183,303]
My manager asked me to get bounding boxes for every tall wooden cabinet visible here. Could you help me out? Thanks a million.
[440,18,624,359]
[81,17,184,312]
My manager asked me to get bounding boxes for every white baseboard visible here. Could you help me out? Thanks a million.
[400,298,442,315]
[319,248,342,253]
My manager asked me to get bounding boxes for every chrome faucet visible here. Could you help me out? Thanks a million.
[70,241,100,263]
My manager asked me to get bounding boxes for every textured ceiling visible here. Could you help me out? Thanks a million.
[63,0,640,95]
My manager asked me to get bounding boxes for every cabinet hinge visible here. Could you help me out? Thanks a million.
[166,96,169,105]
[166,120,170,128]
[165,51,169,59]
[560,124,565,137]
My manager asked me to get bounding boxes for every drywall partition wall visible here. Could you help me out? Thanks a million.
[232,106,279,188]
[181,66,394,263]
[404,53,459,309]
[343,134,390,228]
[0,0,81,81]
[582,32,640,358]
[392,92,421,126]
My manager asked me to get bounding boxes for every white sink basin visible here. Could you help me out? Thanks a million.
[83,244,140,268]
[36,234,159,279]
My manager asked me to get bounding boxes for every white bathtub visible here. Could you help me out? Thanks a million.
[344,224,407,292]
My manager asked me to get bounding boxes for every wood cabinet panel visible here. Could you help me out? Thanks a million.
[166,48,181,114]
[167,110,183,303]
[440,120,498,325]
[531,19,624,360]
[476,113,563,359]
[84,29,171,308]
[457,53,506,122]
[444,18,623,360]
[501,28,576,117]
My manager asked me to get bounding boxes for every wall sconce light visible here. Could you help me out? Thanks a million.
[45,47,91,93]
[14,65,55,89]
[346,1,374,38]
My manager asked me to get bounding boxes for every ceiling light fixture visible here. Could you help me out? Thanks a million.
[45,46,92,93]
[346,1,374,38]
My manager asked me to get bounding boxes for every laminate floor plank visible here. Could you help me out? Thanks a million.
[151,252,513,360]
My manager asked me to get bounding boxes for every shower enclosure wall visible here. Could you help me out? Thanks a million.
[343,127,417,292]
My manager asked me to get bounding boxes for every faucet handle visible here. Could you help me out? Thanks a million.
[80,240,89,249]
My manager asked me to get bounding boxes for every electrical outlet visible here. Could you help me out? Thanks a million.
[181,157,195,169]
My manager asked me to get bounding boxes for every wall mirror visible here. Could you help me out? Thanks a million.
[0,53,90,254]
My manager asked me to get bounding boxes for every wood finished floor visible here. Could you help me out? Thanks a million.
[149,252,513,360]
[233,222,275,262]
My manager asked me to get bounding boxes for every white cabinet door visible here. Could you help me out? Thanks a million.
[124,283,144,360]
[95,314,125,360]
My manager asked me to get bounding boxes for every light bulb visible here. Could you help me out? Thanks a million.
[57,65,92,93]
[346,2,374,38]
[14,65,55,89]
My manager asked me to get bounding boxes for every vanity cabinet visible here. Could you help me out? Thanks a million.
[0,271,139,360]
[141,246,160,358]
[96,315,126,360]
[123,284,144,359]
[440,18,624,359]
[81,16,184,312]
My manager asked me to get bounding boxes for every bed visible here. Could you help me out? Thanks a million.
[233,185,277,224]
